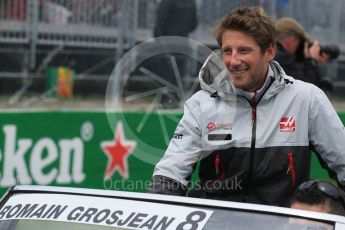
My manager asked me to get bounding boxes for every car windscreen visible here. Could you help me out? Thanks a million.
[0,215,334,230]
[0,219,124,230]
[0,192,334,230]
[204,208,333,230]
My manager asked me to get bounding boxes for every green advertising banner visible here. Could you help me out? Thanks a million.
[0,111,181,196]
[0,111,344,196]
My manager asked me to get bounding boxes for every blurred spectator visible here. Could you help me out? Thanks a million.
[152,0,198,108]
[153,0,197,38]
[68,0,120,26]
[275,17,334,95]
[5,0,46,21]
[96,0,120,26]
[42,1,71,25]
[290,180,345,216]
[6,0,27,20]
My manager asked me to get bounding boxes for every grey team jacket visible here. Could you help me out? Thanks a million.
[149,51,345,206]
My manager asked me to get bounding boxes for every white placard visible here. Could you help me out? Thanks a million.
[0,193,213,230]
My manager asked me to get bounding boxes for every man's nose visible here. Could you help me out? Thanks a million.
[223,52,241,67]
[228,52,241,66]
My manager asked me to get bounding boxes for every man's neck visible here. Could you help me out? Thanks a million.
[236,65,273,100]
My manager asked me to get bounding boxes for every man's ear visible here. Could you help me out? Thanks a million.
[266,45,276,62]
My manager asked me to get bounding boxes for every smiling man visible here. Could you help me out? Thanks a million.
[148,7,345,207]
[215,17,275,93]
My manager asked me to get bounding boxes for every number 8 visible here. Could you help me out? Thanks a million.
[176,211,207,230]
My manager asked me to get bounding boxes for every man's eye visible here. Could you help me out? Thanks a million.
[239,48,251,53]
[222,48,231,54]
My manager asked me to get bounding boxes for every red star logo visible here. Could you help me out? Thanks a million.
[101,122,137,179]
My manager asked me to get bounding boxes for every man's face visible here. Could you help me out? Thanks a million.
[221,30,275,92]
[284,36,301,55]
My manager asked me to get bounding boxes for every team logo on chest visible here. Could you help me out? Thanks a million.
[207,121,232,132]
[207,122,217,132]
[280,117,296,132]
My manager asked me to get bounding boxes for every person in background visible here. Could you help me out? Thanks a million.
[153,0,197,38]
[152,0,198,108]
[275,17,334,94]
[291,180,345,216]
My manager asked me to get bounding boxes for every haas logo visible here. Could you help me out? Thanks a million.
[280,117,296,132]
[207,122,216,132]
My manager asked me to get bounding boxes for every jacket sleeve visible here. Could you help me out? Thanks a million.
[148,97,204,195]
[309,87,345,187]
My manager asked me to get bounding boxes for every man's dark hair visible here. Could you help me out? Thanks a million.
[291,180,345,216]
[213,7,276,53]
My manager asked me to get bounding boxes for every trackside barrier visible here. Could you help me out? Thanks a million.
[0,111,343,196]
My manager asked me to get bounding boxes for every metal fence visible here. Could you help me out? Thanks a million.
[0,0,344,109]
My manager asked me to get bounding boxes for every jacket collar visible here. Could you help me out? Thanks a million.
[198,50,289,101]
[235,65,274,101]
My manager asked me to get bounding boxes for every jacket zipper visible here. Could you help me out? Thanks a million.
[243,77,274,197]
[246,94,257,192]
[287,152,296,190]
[215,154,220,175]
[214,153,224,180]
